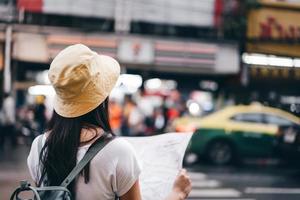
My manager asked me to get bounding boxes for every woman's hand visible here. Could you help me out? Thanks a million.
[165,169,192,200]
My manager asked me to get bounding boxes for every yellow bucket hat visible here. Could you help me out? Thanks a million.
[48,44,120,118]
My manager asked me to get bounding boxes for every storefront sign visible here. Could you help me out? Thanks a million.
[12,29,239,75]
[259,0,300,7]
[117,39,154,64]
[18,0,217,27]
[46,35,117,59]
[248,7,300,41]
[247,7,300,57]
[154,40,239,74]
[154,40,216,73]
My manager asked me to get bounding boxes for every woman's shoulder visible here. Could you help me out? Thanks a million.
[89,137,138,172]
[104,137,135,155]
[91,137,137,164]
[30,134,44,152]
[27,134,45,181]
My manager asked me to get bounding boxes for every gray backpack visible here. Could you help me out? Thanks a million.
[10,134,115,200]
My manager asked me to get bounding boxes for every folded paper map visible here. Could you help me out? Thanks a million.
[125,132,193,200]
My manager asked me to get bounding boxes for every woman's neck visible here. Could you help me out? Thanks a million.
[80,127,103,146]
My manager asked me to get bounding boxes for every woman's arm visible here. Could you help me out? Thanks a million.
[120,180,142,200]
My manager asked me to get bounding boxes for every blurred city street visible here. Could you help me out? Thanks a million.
[1,0,300,199]
[2,144,300,200]
[0,145,31,200]
[188,164,300,200]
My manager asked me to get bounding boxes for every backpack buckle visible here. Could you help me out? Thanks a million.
[20,180,31,189]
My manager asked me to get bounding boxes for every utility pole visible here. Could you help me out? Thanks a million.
[4,25,12,94]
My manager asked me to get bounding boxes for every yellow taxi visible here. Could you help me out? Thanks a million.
[173,104,300,164]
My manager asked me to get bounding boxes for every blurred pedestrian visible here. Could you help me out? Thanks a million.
[27,44,191,200]
[145,107,165,135]
[153,107,166,134]
[144,115,154,135]
[121,95,135,136]
[0,93,17,149]
[128,103,145,136]
[18,106,39,145]
[34,95,47,135]
[109,99,122,135]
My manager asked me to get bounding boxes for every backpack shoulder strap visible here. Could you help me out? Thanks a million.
[60,134,115,187]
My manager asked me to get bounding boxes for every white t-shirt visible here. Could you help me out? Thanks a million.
[27,135,142,200]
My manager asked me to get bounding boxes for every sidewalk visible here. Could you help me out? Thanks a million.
[0,145,32,200]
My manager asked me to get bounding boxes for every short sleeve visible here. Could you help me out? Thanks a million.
[114,139,142,196]
[27,135,43,183]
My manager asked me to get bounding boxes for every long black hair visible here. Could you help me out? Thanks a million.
[38,97,113,195]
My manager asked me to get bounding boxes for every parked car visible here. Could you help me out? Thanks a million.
[176,104,300,165]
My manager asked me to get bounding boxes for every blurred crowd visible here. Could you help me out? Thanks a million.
[0,91,190,150]
[0,93,46,150]
[110,94,187,136]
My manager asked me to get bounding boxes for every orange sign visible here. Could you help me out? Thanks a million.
[0,44,3,71]
[259,0,300,8]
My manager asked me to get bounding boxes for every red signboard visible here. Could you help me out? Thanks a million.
[17,0,42,12]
